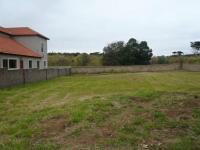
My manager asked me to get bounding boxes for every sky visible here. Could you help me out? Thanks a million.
[0,0,200,56]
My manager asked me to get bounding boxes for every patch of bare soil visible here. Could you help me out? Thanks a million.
[141,128,186,149]
[141,96,200,149]
[52,126,117,149]
[35,96,200,148]
[130,96,147,103]
[36,115,117,148]
[130,96,152,108]
[166,97,200,120]
[40,115,70,138]
[34,97,146,147]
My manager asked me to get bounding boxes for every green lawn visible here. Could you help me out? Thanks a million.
[0,71,200,149]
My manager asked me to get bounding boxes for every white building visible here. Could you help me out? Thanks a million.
[0,27,49,70]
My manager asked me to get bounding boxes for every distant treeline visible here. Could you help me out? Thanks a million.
[151,55,200,64]
[48,37,153,66]
[48,52,200,66]
[48,38,200,66]
[48,52,103,66]
[48,52,102,56]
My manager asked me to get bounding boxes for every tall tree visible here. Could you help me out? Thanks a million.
[191,41,200,54]
[177,51,183,56]
[172,51,177,56]
[102,41,124,65]
[102,38,153,65]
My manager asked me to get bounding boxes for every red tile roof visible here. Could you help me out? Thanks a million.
[0,27,49,40]
[0,36,42,58]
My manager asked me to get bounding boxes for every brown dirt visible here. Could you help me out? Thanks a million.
[130,96,148,103]
[142,96,200,149]
[39,115,71,138]
[142,126,189,150]
[183,96,200,108]
[36,114,116,147]
[130,96,153,110]
[100,127,115,138]
[35,95,200,148]
[58,127,116,149]
[165,97,200,119]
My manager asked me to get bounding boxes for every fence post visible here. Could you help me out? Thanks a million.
[57,68,59,76]
[46,69,48,80]
[179,57,183,70]
[69,67,72,75]
[22,69,25,84]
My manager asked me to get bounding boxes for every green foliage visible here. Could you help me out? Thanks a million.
[151,56,169,64]
[102,41,124,65]
[75,53,90,66]
[102,38,153,65]
[48,52,102,66]
[151,55,200,64]
[191,41,200,54]
[172,51,184,56]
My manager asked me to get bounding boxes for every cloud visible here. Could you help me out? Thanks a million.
[1,0,200,55]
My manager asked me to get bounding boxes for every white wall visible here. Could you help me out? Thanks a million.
[0,54,42,70]
[13,36,48,69]
[0,54,20,70]
[22,57,41,69]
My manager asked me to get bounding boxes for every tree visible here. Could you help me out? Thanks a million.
[172,51,177,56]
[76,53,90,66]
[172,51,183,56]
[157,56,169,64]
[102,41,124,65]
[177,51,183,56]
[137,41,153,64]
[191,41,200,54]
[102,38,153,65]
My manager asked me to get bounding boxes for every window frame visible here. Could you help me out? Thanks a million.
[41,43,44,52]
[1,58,18,70]
[44,61,46,68]
[29,60,33,69]
[37,61,40,69]
[2,59,8,69]
[9,59,17,69]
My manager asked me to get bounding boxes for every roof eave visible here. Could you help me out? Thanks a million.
[0,31,11,36]
[0,52,42,58]
[12,34,50,40]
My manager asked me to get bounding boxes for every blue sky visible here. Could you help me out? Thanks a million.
[1,0,200,55]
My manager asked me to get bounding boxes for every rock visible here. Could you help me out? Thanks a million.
[141,144,149,149]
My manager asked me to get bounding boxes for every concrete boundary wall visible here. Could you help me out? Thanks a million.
[1,64,200,88]
[24,69,47,83]
[0,70,24,88]
[182,64,200,72]
[47,69,58,79]
[0,68,71,88]
[71,64,181,74]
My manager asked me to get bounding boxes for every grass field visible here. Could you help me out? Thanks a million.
[0,71,200,149]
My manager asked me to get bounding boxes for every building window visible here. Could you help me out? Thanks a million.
[44,61,46,67]
[3,59,8,68]
[20,60,24,69]
[41,43,44,52]
[37,61,40,69]
[29,60,32,69]
[2,59,18,69]
[9,59,17,69]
